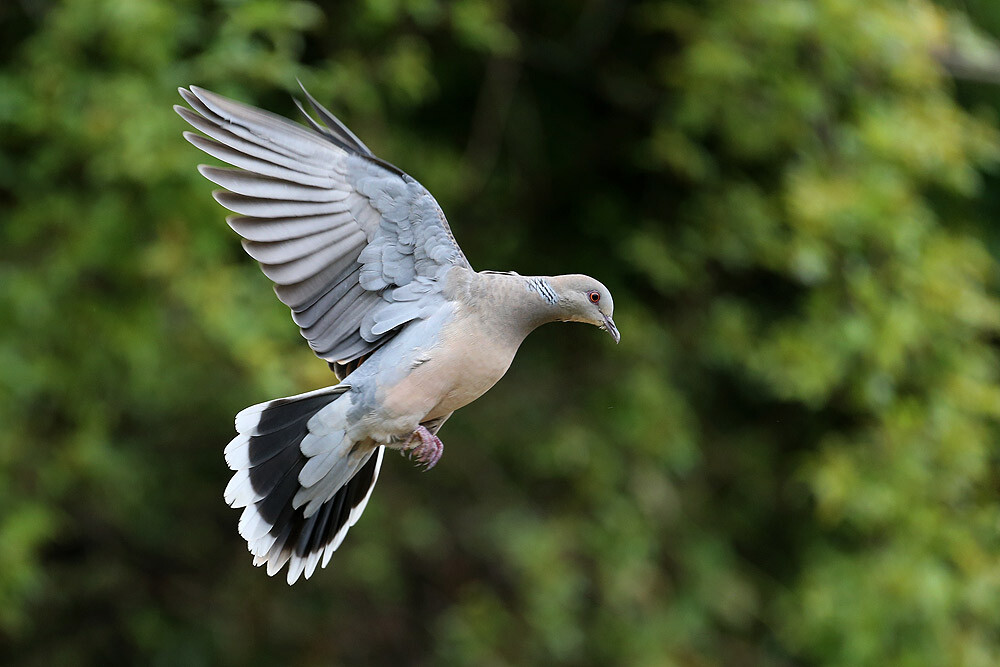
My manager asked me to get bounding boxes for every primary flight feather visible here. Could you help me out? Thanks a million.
[176,84,619,584]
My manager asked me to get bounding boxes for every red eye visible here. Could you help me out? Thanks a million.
[588,291,601,304]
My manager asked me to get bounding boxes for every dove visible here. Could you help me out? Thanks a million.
[176,85,619,583]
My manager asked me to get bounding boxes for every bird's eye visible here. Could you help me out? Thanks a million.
[588,291,601,304]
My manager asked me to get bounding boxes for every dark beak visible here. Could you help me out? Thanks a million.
[602,315,620,344]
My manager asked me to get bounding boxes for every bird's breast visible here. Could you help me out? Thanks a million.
[380,311,522,424]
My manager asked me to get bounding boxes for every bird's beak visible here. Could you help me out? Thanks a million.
[601,315,620,344]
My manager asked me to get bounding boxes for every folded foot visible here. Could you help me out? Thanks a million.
[402,425,444,470]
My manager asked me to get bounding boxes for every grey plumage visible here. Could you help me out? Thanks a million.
[177,85,619,584]
[175,85,467,368]
[294,83,375,157]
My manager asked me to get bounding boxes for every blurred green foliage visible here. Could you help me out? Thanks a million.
[3,0,1000,664]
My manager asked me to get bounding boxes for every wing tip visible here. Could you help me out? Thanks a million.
[174,105,199,123]
[210,188,233,208]
[177,87,200,107]
[198,164,238,181]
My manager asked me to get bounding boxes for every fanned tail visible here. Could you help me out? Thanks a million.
[223,385,383,584]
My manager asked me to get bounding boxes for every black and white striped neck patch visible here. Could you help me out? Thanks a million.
[527,277,558,304]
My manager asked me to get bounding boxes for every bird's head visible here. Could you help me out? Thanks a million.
[550,274,620,344]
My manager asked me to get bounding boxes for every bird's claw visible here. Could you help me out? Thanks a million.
[402,425,443,470]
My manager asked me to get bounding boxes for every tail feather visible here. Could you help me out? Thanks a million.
[234,385,343,434]
[225,385,383,584]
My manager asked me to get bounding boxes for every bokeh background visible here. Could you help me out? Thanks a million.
[5,0,1000,664]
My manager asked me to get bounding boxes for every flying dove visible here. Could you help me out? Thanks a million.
[175,85,619,584]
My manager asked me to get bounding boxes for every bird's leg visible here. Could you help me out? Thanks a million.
[401,425,444,470]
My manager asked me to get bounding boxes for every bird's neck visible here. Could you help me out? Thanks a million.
[462,271,564,342]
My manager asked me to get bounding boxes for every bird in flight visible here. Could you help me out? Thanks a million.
[176,85,619,584]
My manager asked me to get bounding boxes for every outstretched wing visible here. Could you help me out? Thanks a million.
[175,86,470,365]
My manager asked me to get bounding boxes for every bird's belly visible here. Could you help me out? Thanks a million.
[425,357,512,419]
[380,340,516,425]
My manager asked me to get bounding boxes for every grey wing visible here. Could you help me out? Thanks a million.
[175,85,471,365]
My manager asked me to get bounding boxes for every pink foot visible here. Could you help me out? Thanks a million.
[403,426,444,470]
